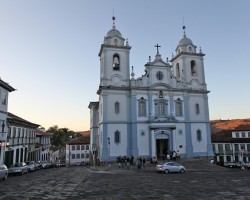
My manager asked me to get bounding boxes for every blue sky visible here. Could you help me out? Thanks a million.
[1,0,250,131]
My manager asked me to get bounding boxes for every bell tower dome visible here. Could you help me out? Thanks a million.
[98,16,131,87]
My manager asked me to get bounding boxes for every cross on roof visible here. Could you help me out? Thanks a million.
[154,44,161,54]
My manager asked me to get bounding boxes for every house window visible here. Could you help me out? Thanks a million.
[235,132,239,138]
[81,153,85,158]
[195,104,200,115]
[241,132,246,138]
[138,97,146,117]
[248,132,250,138]
[114,130,120,143]
[2,92,7,105]
[113,54,120,70]
[13,127,16,138]
[76,154,80,159]
[247,144,250,151]
[86,153,89,158]
[77,145,80,150]
[191,60,197,76]
[81,145,85,150]
[234,144,239,151]
[175,98,183,117]
[72,145,75,151]
[115,102,120,114]
[218,144,223,153]
[197,129,202,142]
[72,154,75,159]
[86,145,89,150]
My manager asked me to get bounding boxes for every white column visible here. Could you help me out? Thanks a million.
[151,130,156,158]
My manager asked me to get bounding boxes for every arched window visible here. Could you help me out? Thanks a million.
[175,98,183,117]
[197,129,202,142]
[176,63,180,79]
[191,60,197,76]
[189,47,192,53]
[115,102,120,114]
[138,98,146,117]
[114,130,120,143]
[195,103,200,115]
[113,54,120,70]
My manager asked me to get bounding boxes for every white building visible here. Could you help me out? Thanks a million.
[0,79,15,164]
[65,139,90,167]
[89,16,213,161]
[4,112,40,167]
[212,125,250,164]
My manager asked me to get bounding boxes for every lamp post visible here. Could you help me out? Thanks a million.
[107,137,110,163]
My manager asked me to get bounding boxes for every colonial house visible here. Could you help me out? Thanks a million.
[0,78,15,164]
[5,112,40,167]
[212,125,250,164]
[65,136,90,166]
[36,129,53,162]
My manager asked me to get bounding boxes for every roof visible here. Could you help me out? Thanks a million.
[66,136,90,145]
[36,129,53,137]
[7,112,40,128]
[211,128,250,143]
[233,124,250,131]
[0,78,15,92]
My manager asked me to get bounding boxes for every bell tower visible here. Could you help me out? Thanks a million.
[171,26,207,90]
[98,16,131,87]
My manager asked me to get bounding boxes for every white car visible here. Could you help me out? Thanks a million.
[155,162,186,174]
[0,164,8,181]
[8,162,28,176]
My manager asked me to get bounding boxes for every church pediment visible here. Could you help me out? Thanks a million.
[150,83,172,89]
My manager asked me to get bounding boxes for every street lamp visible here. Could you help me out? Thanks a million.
[107,137,110,162]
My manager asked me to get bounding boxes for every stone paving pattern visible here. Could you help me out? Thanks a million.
[0,159,249,200]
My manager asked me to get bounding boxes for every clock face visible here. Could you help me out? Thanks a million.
[156,71,163,80]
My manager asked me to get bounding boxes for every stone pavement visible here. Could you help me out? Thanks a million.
[0,159,249,200]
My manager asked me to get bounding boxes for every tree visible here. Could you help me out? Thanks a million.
[48,125,75,148]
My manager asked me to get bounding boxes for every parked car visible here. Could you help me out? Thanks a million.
[41,161,49,169]
[35,161,42,170]
[26,161,36,172]
[0,164,8,181]
[75,161,86,166]
[8,162,28,176]
[155,162,186,174]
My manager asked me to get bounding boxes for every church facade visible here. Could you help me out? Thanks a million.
[89,17,213,161]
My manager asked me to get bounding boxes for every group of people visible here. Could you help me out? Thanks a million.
[116,155,146,169]
[165,150,181,161]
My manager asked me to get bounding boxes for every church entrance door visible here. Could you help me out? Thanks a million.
[156,139,168,160]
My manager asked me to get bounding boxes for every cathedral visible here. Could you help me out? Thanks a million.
[88,16,213,161]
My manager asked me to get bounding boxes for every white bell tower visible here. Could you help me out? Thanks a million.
[171,26,207,90]
[98,16,131,87]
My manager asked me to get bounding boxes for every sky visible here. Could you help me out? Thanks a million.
[1,0,250,132]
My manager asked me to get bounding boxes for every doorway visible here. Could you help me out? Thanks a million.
[156,139,168,160]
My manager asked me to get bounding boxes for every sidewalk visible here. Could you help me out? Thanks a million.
[89,158,230,173]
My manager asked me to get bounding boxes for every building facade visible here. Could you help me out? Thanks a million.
[0,79,15,164]
[65,140,90,166]
[36,129,52,162]
[89,17,213,161]
[212,125,250,164]
[5,112,40,167]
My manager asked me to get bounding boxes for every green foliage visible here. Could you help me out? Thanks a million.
[47,125,76,147]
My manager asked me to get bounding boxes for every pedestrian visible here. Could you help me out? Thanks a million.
[176,150,180,161]
[142,157,146,169]
[126,157,130,169]
[172,151,176,161]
